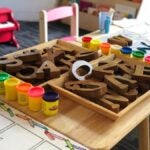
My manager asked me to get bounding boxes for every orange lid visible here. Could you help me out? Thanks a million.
[100,42,111,48]
[16,82,32,92]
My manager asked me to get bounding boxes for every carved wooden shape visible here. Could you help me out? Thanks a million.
[14,49,42,63]
[59,55,75,67]
[133,65,150,82]
[16,65,38,81]
[36,60,60,79]
[103,94,129,108]
[104,75,128,94]
[0,56,23,73]
[76,51,99,61]
[92,59,122,80]
[114,75,137,89]
[64,80,107,100]
[98,98,120,113]
[117,63,134,75]
[107,35,132,46]
[122,88,138,101]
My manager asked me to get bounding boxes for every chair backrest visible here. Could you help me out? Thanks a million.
[39,3,79,43]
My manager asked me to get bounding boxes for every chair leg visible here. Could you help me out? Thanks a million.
[11,31,19,48]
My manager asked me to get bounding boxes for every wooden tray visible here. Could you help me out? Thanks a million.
[44,55,150,120]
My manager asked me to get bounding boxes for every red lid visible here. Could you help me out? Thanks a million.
[145,56,150,63]
[28,86,44,97]
[82,36,92,42]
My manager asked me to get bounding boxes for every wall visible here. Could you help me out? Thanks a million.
[0,0,59,21]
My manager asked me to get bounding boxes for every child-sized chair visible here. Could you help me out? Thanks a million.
[39,3,79,43]
[0,7,20,48]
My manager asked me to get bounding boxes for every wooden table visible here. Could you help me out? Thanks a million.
[1,38,150,150]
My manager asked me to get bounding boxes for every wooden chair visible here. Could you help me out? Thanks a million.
[0,8,20,48]
[39,3,79,43]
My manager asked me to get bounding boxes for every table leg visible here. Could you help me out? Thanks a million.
[138,117,149,150]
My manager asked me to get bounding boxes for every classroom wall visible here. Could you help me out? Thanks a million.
[0,0,59,21]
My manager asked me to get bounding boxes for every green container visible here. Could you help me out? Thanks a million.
[0,72,10,94]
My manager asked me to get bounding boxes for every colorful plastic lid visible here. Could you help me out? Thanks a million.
[132,51,145,58]
[121,47,132,54]
[111,44,122,50]
[4,78,20,86]
[145,56,150,63]
[91,39,100,45]
[43,91,59,102]
[28,86,44,97]
[0,72,9,81]
[16,82,32,92]
[82,36,92,42]
[100,42,111,48]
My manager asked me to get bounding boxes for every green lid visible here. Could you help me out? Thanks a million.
[132,51,145,58]
[0,72,10,81]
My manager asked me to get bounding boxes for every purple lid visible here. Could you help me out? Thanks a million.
[43,91,59,102]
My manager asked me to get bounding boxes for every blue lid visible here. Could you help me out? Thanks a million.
[43,91,59,102]
[121,47,132,54]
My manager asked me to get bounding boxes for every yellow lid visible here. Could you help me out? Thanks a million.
[4,78,20,86]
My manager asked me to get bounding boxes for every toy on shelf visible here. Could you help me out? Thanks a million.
[0,8,20,48]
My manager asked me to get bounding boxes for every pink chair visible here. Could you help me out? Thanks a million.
[39,3,79,43]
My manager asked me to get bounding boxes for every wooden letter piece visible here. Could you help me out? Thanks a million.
[133,65,150,82]
[76,51,99,61]
[14,49,42,63]
[122,88,138,101]
[16,65,38,82]
[0,56,23,73]
[36,60,60,79]
[104,75,128,94]
[103,94,129,108]
[64,80,107,100]
[98,98,120,113]
[108,37,128,47]
[114,75,137,89]
[59,55,76,67]
[117,63,134,75]
[92,59,121,80]
[118,35,132,46]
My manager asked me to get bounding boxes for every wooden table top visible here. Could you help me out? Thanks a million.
[1,90,150,150]
[1,39,150,149]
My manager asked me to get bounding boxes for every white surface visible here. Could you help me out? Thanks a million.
[0,0,59,21]
[0,102,87,150]
[137,0,150,24]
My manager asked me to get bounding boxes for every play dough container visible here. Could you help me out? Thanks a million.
[131,50,145,61]
[4,78,21,101]
[89,39,100,51]
[0,72,10,95]
[42,91,59,116]
[82,36,92,48]
[28,86,44,111]
[144,56,150,64]
[16,82,32,105]
[111,44,122,55]
[120,46,132,58]
[100,42,111,55]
